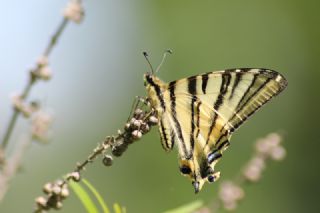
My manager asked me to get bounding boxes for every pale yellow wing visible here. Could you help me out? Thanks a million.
[163,68,287,157]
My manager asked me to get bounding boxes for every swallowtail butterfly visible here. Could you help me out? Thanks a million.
[143,52,287,193]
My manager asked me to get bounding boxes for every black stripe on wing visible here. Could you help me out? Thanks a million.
[206,72,232,145]
[169,81,189,158]
[159,119,174,151]
[228,69,287,132]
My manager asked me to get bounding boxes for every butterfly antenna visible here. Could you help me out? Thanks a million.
[155,49,173,73]
[143,51,154,74]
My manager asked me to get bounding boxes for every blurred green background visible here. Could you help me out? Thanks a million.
[0,0,319,212]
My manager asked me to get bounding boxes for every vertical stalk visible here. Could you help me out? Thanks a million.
[0,18,69,151]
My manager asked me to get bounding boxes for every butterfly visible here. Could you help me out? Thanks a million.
[143,52,288,193]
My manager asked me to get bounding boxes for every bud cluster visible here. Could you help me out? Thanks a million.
[217,133,286,211]
[219,181,245,211]
[11,95,39,118]
[31,111,53,143]
[63,0,84,23]
[34,103,158,211]
[35,180,69,212]
[243,133,285,182]
[31,56,52,81]
[111,108,158,157]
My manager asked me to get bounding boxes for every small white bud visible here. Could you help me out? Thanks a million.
[130,117,137,125]
[134,108,143,117]
[141,123,150,133]
[219,181,244,208]
[52,185,62,195]
[243,163,262,182]
[63,0,84,23]
[270,146,286,161]
[35,196,47,208]
[132,119,142,128]
[43,183,53,194]
[37,56,49,67]
[132,130,142,139]
[102,155,113,166]
[60,188,70,198]
[56,179,64,186]
[68,171,81,182]
[124,123,131,130]
[54,201,63,210]
[38,66,52,81]
[148,116,158,125]
[250,156,265,170]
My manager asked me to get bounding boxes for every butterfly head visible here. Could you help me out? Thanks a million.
[143,49,172,88]
[143,73,167,110]
[179,156,221,193]
[144,72,164,90]
[143,72,153,87]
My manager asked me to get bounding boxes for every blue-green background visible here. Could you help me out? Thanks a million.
[0,0,319,212]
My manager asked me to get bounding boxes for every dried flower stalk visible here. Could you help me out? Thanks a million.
[34,99,158,212]
[0,0,84,151]
[0,0,85,202]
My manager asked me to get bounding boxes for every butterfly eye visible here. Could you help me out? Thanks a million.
[207,175,215,183]
[180,165,191,175]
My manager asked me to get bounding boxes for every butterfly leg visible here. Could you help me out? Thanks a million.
[126,96,149,122]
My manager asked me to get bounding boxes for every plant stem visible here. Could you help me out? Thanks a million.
[0,18,69,151]
[44,18,69,57]
[1,110,19,150]
[1,79,34,150]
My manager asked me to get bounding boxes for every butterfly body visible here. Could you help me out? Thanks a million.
[144,68,287,193]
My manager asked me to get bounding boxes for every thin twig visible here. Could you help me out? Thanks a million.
[43,18,69,57]
[1,110,20,150]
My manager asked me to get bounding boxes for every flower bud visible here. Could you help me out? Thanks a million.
[102,155,113,166]
[43,183,53,194]
[148,116,158,125]
[54,201,63,210]
[60,187,70,198]
[68,171,81,182]
[140,123,150,134]
[132,130,142,139]
[52,185,62,195]
[132,119,142,129]
[35,196,47,208]
[270,146,286,161]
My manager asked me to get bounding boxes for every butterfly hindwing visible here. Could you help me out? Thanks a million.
[158,113,175,151]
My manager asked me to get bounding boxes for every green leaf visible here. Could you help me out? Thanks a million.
[82,178,110,213]
[69,180,99,213]
[113,203,123,213]
[163,200,204,213]
[122,206,127,213]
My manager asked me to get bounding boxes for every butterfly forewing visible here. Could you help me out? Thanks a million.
[166,69,286,149]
